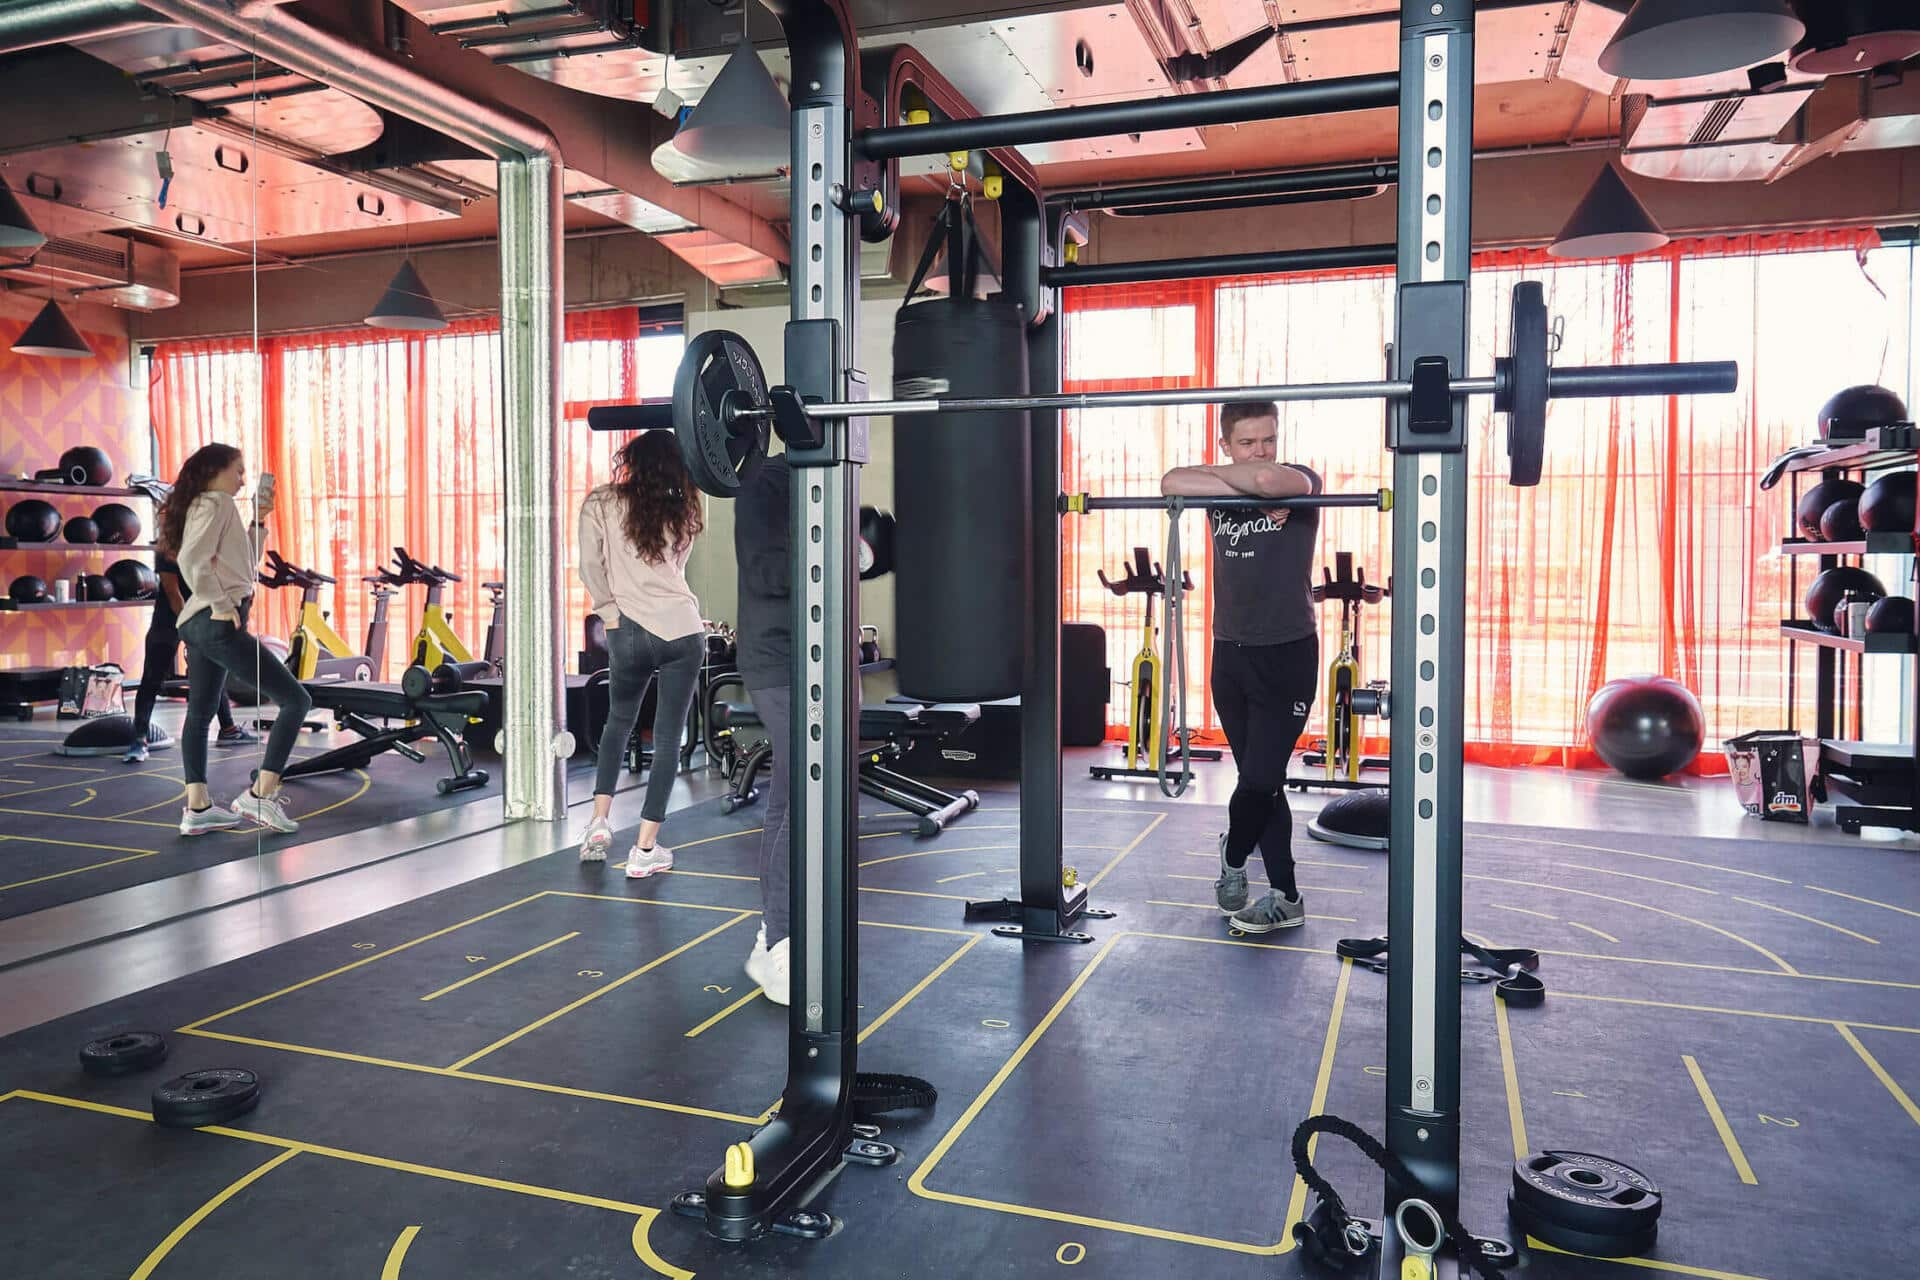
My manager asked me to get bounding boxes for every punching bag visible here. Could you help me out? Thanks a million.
[892,296,1031,701]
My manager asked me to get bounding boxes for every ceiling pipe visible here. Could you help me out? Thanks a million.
[138,0,568,821]
[0,0,161,55]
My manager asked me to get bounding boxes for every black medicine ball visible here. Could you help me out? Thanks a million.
[91,503,141,545]
[63,516,99,544]
[1805,566,1885,633]
[57,445,114,487]
[105,559,157,601]
[1818,385,1907,441]
[5,499,61,543]
[1859,471,1916,535]
[1818,499,1863,543]
[1865,596,1915,635]
[1795,478,1862,540]
[8,575,50,603]
[77,573,116,602]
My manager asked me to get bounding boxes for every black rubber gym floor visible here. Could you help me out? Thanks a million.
[0,790,1912,1279]
[0,720,506,920]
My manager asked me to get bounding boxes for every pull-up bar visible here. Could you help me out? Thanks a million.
[1043,244,1397,288]
[1052,164,1400,212]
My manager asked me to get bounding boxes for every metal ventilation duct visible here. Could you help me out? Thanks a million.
[0,231,181,309]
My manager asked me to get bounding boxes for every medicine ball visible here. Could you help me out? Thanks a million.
[1795,478,1862,540]
[1866,596,1915,634]
[1859,470,1916,535]
[8,575,50,603]
[105,559,157,601]
[1586,676,1705,780]
[1818,385,1907,441]
[77,573,116,602]
[5,499,60,542]
[57,445,113,487]
[1805,566,1884,633]
[92,503,141,545]
[62,515,99,544]
[1818,499,1863,543]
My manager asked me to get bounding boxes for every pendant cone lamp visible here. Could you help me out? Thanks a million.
[0,179,46,252]
[12,299,93,358]
[366,258,448,331]
[651,43,789,182]
[1549,162,1669,259]
[1599,0,1804,81]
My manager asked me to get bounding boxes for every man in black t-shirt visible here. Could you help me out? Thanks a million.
[124,553,254,763]
[1162,401,1320,932]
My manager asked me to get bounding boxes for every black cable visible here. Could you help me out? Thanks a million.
[1290,1115,1510,1280]
[851,1072,937,1117]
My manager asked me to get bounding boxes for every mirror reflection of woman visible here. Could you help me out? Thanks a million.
[156,444,313,836]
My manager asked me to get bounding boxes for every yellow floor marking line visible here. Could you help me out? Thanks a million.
[1553,991,1920,1035]
[180,894,552,1031]
[131,1147,302,1279]
[421,932,580,1002]
[862,919,974,937]
[685,988,766,1038]
[1294,858,1371,872]
[673,826,761,850]
[1146,900,1358,924]
[857,885,977,903]
[1556,862,1719,895]
[1489,903,1558,920]
[0,1091,693,1280]
[1683,1054,1757,1185]
[381,1225,421,1280]
[1834,1023,1920,1127]
[114,782,191,817]
[858,843,1017,870]
[173,1028,764,1124]
[448,913,753,1071]
[934,867,1016,884]
[67,786,96,808]
[0,840,158,893]
[279,769,372,826]
[1802,884,1920,922]
[1565,922,1620,944]
[908,932,1344,1255]
[858,935,980,1044]
[0,803,174,829]
[1165,873,1365,895]
[1519,946,1920,991]
[1464,874,1799,975]
[1733,897,1877,945]
[1085,810,1170,890]
[1494,997,1529,1159]
[1281,958,1353,1241]
[1525,1240,1773,1280]
[539,891,757,915]
[657,868,759,883]
[0,763,181,802]
[1126,928,1334,957]
[1473,831,1792,884]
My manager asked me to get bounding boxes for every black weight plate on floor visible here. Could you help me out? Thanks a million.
[1511,1150,1661,1249]
[1505,280,1548,487]
[152,1068,261,1128]
[674,330,769,497]
[1509,1194,1659,1259]
[78,1031,168,1077]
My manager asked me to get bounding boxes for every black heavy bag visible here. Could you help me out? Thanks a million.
[892,297,1030,701]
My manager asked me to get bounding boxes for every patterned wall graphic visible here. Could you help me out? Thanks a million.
[0,301,150,674]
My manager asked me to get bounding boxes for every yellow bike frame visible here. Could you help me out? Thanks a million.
[412,604,475,671]
[1123,609,1165,771]
[288,601,356,681]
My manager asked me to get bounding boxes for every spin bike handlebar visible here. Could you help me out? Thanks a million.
[258,550,336,590]
[383,548,460,587]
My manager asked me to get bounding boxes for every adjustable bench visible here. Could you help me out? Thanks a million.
[279,680,490,795]
[711,697,982,837]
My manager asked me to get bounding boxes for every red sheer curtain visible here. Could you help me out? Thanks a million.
[1062,229,1908,767]
[149,306,683,678]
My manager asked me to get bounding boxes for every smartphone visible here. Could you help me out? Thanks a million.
[255,472,276,508]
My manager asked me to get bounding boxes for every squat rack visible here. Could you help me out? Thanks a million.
[664,3,1737,1275]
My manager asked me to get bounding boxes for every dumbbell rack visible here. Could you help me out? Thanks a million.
[1775,425,1918,836]
[0,478,160,611]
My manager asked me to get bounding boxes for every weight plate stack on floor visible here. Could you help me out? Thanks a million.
[78,1031,168,1077]
[152,1068,262,1128]
[1509,1149,1663,1257]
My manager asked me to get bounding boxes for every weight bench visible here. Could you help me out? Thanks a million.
[279,680,490,795]
[712,698,982,837]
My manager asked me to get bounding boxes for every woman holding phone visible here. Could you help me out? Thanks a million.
[157,444,313,836]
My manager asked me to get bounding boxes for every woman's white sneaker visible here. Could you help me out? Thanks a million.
[746,936,790,1006]
[232,789,299,834]
[179,804,243,836]
[624,844,673,878]
[580,817,613,862]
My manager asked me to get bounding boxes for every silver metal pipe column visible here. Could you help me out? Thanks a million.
[142,0,571,819]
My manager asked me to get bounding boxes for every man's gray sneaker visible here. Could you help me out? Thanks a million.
[1230,890,1306,933]
[1214,832,1249,914]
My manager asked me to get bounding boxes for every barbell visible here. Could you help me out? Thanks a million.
[587,282,1740,499]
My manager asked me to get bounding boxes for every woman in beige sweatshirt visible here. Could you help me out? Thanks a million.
[157,443,313,837]
[577,431,707,876]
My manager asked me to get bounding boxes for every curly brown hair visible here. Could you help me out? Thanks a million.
[156,443,241,558]
[609,431,703,563]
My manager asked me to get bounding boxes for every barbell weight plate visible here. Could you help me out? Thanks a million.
[1510,1150,1661,1247]
[79,1031,169,1077]
[152,1067,262,1128]
[674,330,771,498]
[1506,280,1548,487]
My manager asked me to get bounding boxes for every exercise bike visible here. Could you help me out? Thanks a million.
[257,551,384,684]
[378,547,479,673]
[1298,551,1391,787]
[1089,546,1222,783]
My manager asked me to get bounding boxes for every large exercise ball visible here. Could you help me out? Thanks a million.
[6,499,60,542]
[1819,499,1863,543]
[1867,596,1915,634]
[1586,676,1705,779]
[62,515,99,544]
[1818,385,1907,440]
[92,503,141,545]
[1859,470,1916,535]
[1796,478,1862,539]
[58,445,113,487]
[8,575,49,603]
[105,559,157,600]
[1806,565,1885,632]
[77,573,116,602]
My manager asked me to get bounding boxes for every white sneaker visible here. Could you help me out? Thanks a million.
[624,843,673,879]
[179,804,243,836]
[580,817,613,862]
[746,935,790,1006]
[232,789,299,834]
